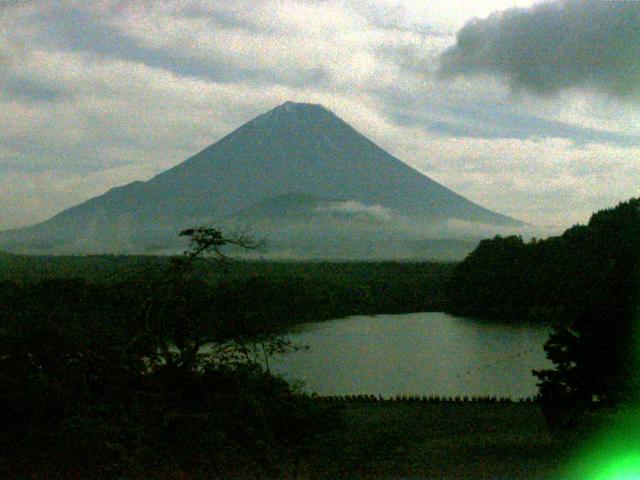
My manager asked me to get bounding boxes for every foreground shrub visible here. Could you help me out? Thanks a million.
[0,279,342,479]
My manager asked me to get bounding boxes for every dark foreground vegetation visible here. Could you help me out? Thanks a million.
[281,401,569,479]
[2,199,639,477]
[0,229,347,478]
[446,198,640,428]
[0,293,568,478]
[0,227,462,478]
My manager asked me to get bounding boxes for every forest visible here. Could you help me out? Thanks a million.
[446,198,640,426]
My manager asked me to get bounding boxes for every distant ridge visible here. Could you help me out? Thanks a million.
[0,101,522,257]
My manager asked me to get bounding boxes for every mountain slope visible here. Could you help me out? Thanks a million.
[0,101,521,256]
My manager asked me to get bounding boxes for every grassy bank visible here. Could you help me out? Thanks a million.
[292,401,571,479]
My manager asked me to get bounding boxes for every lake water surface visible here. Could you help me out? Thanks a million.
[269,312,551,399]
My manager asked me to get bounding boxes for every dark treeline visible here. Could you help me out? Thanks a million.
[446,198,640,426]
[0,255,454,324]
[216,262,452,324]
[446,199,640,325]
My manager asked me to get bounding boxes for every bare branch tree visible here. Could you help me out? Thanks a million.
[148,226,288,373]
[179,226,263,260]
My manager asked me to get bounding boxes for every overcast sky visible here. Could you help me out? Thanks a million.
[1,0,639,231]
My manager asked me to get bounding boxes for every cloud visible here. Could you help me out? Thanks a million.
[317,200,393,220]
[314,199,559,240]
[382,94,640,146]
[407,136,640,227]
[0,74,69,103]
[438,0,640,99]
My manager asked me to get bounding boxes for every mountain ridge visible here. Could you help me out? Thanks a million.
[0,101,522,257]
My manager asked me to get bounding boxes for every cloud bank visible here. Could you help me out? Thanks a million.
[0,0,638,233]
[439,0,640,99]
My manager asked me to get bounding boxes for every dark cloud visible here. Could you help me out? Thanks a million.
[392,106,640,145]
[40,7,244,83]
[18,3,329,88]
[179,5,274,33]
[438,0,640,99]
[0,75,69,103]
[439,102,640,145]
[371,87,640,146]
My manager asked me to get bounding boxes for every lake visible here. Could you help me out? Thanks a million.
[268,312,551,399]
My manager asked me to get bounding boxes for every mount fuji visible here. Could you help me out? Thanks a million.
[0,101,522,258]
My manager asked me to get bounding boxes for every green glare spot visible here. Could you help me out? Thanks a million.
[567,408,640,480]
[594,455,640,480]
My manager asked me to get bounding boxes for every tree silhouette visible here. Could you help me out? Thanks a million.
[446,198,640,428]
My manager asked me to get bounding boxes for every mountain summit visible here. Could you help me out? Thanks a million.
[0,101,522,257]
